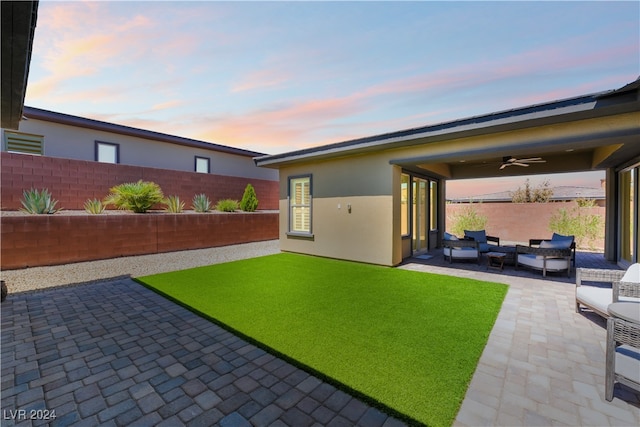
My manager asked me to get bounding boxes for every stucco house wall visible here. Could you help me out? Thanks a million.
[3,107,278,182]
[277,153,402,266]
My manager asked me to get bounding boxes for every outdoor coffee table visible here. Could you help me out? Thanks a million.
[486,252,506,271]
[494,245,517,265]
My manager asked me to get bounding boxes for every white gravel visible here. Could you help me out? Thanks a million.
[0,240,280,294]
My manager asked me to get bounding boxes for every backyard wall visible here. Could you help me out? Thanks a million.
[0,152,279,211]
[446,202,606,250]
[1,212,278,270]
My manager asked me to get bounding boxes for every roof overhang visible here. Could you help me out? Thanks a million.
[1,1,38,130]
[255,78,640,179]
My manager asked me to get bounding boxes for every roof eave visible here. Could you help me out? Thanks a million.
[23,106,266,158]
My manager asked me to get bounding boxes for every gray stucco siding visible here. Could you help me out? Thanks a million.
[15,119,277,181]
[279,153,395,199]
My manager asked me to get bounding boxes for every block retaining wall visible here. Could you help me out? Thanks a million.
[1,152,279,211]
[1,212,279,270]
[446,202,606,250]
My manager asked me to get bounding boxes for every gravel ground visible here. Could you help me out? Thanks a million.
[0,240,280,294]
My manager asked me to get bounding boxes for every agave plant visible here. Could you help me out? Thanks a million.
[192,193,212,213]
[215,199,239,212]
[103,180,164,213]
[20,188,61,214]
[164,195,185,213]
[84,198,105,214]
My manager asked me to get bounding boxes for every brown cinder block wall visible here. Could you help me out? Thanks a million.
[1,213,279,270]
[1,152,280,269]
[1,152,279,210]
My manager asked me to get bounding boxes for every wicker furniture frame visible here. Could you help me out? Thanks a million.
[575,268,627,318]
[515,245,573,277]
[530,238,576,267]
[605,312,640,401]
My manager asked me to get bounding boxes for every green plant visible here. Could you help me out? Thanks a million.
[84,198,105,214]
[448,204,487,236]
[549,201,604,250]
[192,194,212,213]
[215,199,239,212]
[240,183,259,212]
[510,179,553,203]
[164,195,184,213]
[20,188,61,214]
[103,180,164,213]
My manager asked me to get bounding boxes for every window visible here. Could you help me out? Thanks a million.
[195,156,210,173]
[289,175,312,235]
[3,131,44,155]
[95,141,119,164]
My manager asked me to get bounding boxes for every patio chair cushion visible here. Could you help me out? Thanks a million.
[517,253,571,271]
[621,263,640,283]
[464,230,487,243]
[443,232,458,241]
[576,286,639,316]
[539,239,572,250]
[443,247,478,259]
[551,233,574,245]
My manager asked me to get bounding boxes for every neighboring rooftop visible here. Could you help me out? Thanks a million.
[22,106,267,158]
[448,186,605,203]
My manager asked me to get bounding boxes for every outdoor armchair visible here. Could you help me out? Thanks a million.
[575,264,640,318]
[530,232,576,266]
[443,232,480,264]
[463,230,500,253]
[605,304,640,401]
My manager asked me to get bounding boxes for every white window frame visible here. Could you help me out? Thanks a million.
[288,175,313,237]
[95,141,119,164]
[195,156,210,173]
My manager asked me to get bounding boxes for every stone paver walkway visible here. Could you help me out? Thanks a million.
[400,251,640,426]
[1,279,406,427]
[2,250,639,426]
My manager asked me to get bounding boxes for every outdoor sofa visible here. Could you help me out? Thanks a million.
[576,263,640,318]
[516,233,575,277]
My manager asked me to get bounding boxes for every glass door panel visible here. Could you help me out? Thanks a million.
[413,178,428,252]
[620,168,635,264]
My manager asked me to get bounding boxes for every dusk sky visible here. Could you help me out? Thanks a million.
[25,1,639,197]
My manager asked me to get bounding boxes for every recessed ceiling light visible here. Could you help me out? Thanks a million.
[566,149,575,152]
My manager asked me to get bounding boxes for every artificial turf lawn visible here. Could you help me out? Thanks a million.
[139,253,507,426]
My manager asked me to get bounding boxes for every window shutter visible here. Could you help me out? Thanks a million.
[4,131,44,155]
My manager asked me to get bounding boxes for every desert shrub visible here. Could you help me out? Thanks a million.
[240,184,259,212]
[216,199,239,212]
[164,195,184,213]
[192,194,212,213]
[448,204,487,237]
[20,188,61,214]
[84,199,105,214]
[104,180,164,213]
[549,200,603,250]
[511,179,553,203]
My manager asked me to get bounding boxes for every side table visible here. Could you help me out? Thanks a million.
[486,252,506,271]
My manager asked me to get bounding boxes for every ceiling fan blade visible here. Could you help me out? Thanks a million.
[499,163,508,170]
[512,162,530,167]
[517,157,542,162]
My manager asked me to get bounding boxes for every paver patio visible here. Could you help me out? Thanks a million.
[1,249,639,426]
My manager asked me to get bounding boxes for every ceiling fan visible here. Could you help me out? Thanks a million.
[499,156,546,170]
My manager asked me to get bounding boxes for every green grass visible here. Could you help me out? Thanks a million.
[138,253,507,426]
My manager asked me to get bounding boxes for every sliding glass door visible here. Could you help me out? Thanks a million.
[619,166,638,266]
